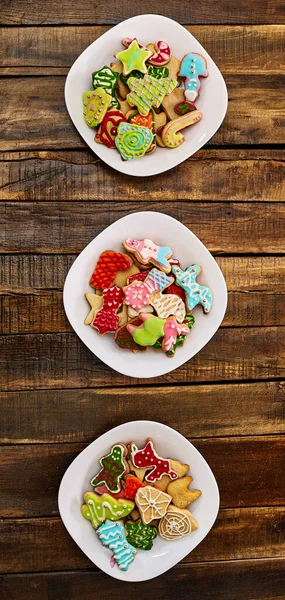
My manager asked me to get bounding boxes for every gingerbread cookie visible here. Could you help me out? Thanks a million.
[91,443,128,493]
[167,475,202,508]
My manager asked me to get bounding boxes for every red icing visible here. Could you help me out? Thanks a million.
[90,251,132,289]
[167,282,185,300]
[124,475,145,499]
[94,484,125,499]
[132,441,178,483]
[92,286,123,335]
[95,110,127,149]
[127,271,149,285]
[149,41,171,66]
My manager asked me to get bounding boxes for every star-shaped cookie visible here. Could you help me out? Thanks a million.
[115,39,152,76]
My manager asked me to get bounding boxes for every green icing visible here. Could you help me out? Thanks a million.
[91,444,126,493]
[120,70,144,86]
[148,65,169,79]
[125,520,157,550]
[92,65,118,95]
[83,88,111,127]
[133,316,166,346]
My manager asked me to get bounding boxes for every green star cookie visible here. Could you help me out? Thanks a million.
[115,39,152,76]
[125,520,157,550]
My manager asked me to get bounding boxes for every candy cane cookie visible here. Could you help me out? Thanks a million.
[162,110,202,148]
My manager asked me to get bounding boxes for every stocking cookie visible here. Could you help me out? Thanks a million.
[131,440,178,483]
[82,492,134,529]
[158,506,198,540]
[91,443,128,493]
[90,251,132,289]
[136,486,172,524]
[125,520,157,550]
[97,520,137,570]
[172,265,213,313]
[167,475,202,508]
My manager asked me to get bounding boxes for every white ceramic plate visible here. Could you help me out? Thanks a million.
[58,420,219,582]
[65,14,227,177]
[63,211,227,379]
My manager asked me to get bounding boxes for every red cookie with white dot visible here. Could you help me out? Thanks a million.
[130,438,178,483]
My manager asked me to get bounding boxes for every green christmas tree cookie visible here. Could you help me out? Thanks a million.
[82,491,134,529]
[125,520,157,550]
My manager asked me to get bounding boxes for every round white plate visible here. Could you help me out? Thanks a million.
[63,211,227,379]
[58,420,220,582]
[65,14,228,176]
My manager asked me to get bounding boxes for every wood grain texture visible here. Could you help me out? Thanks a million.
[0,437,284,517]
[1,202,285,254]
[1,26,284,75]
[1,0,284,24]
[1,507,284,573]
[0,327,284,391]
[1,149,284,202]
[2,559,285,600]
[1,255,285,333]
[1,382,284,443]
[1,76,284,150]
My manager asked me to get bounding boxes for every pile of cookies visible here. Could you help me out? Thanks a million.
[84,237,213,357]
[83,38,208,159]
[82,439,201,571]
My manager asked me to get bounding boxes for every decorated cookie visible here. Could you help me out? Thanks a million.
[84,293,103,325]
[162,110,202,148]
[115,317,147,352]
[95,110,127,148]
[127,313,166,347]
[97,520,137,570]
[167,281,185,301]
[124,474,146,499]
[123,268,173,310]
[91,443,128,493]
[167,475,202,508]
[155,459,190,491]
[127,304,153,318]
[83,88,112,127]
[127,270,150,285]
[120,69,145,86]
[148,65,169,79]
[123,238,173,272]
[82,492,134,529]
[175,100,197,116]
[131,439,178,483]
[158,505,198,540]
[92,65,120,108]
[125,520,157,550]
[148,41,171,66]
[154,315,195,357]
[150,290,186,323]
[161,87,191,121]
[94,484,125,499]
[122,38,148,50]
[90,251,132,289]
[110,61,129,99]
[172,265,213,313]
[115,39,152,76]
[129,109,155,154]
[114,264,140,288]
[91,286,124,335]
[136,486,172,524]
[179,53,208,101]
[161,316,190,354]
[115,122,154,160]
[127,75,177,116]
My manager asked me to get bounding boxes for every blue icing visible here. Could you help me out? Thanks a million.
[179,53,207,98]
[97,520,136,571]
[172,265,213,313]
[156,246,172,269]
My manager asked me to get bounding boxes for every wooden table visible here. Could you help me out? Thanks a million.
[1,2,285,598]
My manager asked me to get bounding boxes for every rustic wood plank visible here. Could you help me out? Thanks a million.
[0,437,284,517]
[2,255,285,293]
[1,381,284,443]
[1,287,284,334]
[1,149,284,202]
[2,559,285,600]
[1,76,284,150]
[1,328,284,391]
[1,507,284,573]
[1,202,285,254]
[1,1,284,25]
[1,26,284,75]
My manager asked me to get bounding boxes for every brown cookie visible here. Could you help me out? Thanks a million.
[84,293,103,325]
[110,61,129,99]
[155,459,189,491]
[114,264,140,288]
[161,87,186,121]
[167,475,202,509]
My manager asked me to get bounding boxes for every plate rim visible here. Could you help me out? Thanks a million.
[58,419,220,582]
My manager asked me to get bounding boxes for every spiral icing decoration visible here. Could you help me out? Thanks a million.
[158,508,192,540]
[115,122,153,160]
